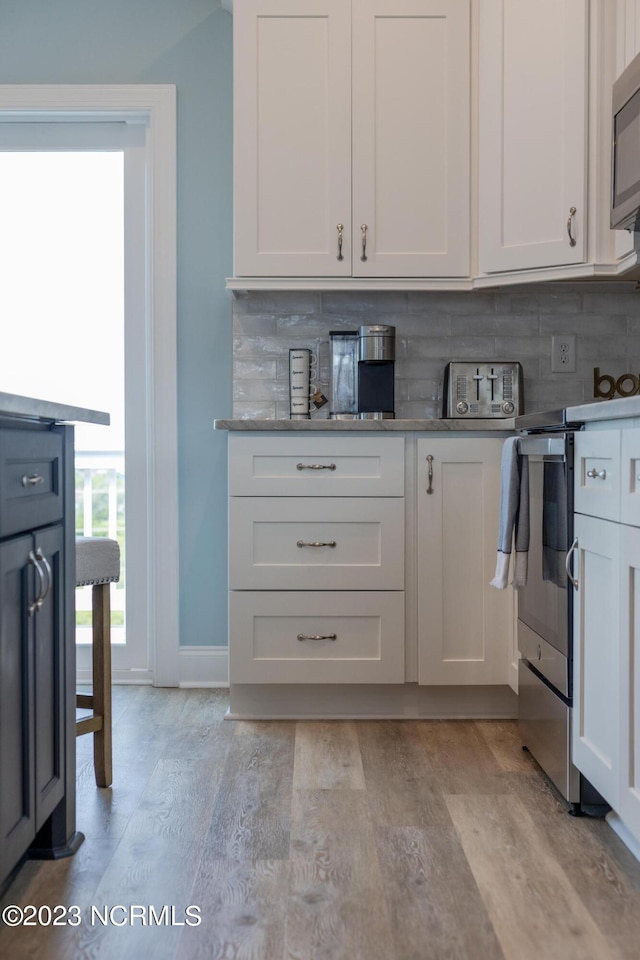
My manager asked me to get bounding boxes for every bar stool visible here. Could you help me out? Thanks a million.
[75,536,120,788]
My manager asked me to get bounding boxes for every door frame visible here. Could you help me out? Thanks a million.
[0,84,179,686]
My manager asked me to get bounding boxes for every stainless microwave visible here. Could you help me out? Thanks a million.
[612,51,640,230]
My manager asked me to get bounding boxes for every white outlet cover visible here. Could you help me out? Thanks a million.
[551,334,576,373]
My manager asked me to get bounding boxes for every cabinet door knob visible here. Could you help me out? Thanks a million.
[336,223,344,261]
[567,206,577,247]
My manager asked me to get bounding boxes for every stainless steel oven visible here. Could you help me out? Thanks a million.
[515,414,605,813]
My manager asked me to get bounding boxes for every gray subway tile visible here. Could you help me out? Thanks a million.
[234,291,320,316]
[539,314,628,336]
[451,314,539,336]
[233,358,278,380]
[494,336,549,358]
[321,291,409,315]
[232,313,279,336]
[408,291,496,315]
[232,400,277,420]
[233,379,289,402]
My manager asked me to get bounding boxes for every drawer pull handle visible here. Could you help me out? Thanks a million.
[22,473,44,487]
[297,540,337,548]
[296,462,336,471]
[586,468,607,480]
[297,633,337,642]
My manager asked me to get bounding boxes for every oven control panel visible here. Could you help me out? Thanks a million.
[443,361,523,418]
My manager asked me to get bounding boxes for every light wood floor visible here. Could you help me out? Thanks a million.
[3,687,640,960]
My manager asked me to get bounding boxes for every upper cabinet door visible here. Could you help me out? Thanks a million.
[478,0,588,273]
[233,0,351,277]
[352,0,470,278]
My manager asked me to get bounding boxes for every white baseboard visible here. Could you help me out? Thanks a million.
[179,646,229,687]
[606,811,640,863]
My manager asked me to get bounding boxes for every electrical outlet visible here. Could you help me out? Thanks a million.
[551,335,576,373]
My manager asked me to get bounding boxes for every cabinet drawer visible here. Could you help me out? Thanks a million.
[229,497,404,590]
[0,429,63,537]
[229,590,405,684]
[621,428,640,527]
[228,435,404,497]
[574,430,621,522]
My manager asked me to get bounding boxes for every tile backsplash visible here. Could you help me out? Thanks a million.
[232,282,640,419]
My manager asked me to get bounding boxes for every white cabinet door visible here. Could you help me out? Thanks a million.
[620,522,640,839]
[572,513,620,807]
[416,437,513,685]
[352,0,470,277]
[478,0,588,273]
[233,0,351,276]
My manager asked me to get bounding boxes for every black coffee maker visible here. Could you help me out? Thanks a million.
[329,324,396,419]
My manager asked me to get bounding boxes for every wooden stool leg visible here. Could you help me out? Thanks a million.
[92,583,113,787]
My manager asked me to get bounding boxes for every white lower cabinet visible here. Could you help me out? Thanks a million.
[572,512,621,807]
[619,523,640,838]
[227,432,514,694]
[416,438,513,685]
[228,433,405,684]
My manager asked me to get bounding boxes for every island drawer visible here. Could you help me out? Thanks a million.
[229,496,404,590]
[0,428,64,537]
[228,435,404,497]
[229,590,405,683]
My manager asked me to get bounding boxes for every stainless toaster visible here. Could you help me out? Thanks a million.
[443,361,523,418]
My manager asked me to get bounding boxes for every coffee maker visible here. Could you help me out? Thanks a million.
[329,324,396,419]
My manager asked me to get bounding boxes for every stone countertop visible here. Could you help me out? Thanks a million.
[214,417,515,432]
[565,397,640,424]
[0,392,110,425]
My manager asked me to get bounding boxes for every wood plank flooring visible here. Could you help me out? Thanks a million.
[3,687,640,960]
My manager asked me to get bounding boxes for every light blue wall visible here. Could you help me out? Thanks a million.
[0,0,233,647]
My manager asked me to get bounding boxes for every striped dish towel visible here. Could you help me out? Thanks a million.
[490,437,529,589]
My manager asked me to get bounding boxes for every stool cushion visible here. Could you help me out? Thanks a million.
[76,537,121,587]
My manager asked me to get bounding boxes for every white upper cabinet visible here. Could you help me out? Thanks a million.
[351,0,470,278]
[232,0,470,278]
[233,0,352,277]
[478,0,588,274]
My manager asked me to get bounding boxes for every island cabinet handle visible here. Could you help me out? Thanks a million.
[297,540,337,548]
[586,468,607,480]
[27,550,44,616]
[297,633,337,642]
[35,548,52,610]
[22,473,44,487]
[296,462,336,471]
[336,223,344,262]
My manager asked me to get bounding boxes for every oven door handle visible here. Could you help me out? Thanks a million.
[565,537,579,590]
